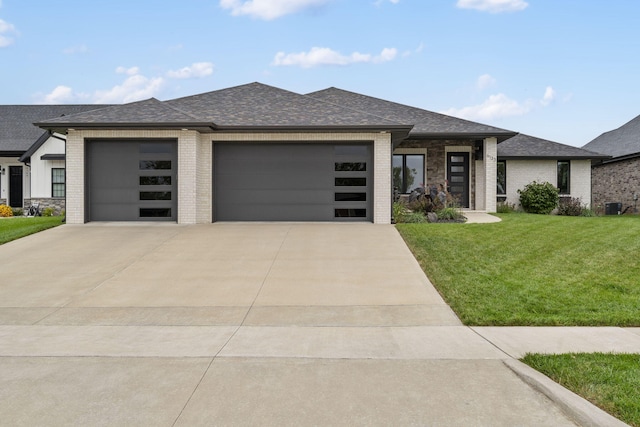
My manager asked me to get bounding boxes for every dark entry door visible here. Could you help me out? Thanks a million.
[447,152,469,208]
[9,166,23,208]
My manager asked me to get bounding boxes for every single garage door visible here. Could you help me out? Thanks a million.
[87,140,177,221]
[214,143,372,221]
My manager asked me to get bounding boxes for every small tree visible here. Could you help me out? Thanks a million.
[518,181,559,214]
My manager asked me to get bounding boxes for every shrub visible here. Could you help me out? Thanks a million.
[580,208,598,217]
[392,202,407,223]
[496,202,516,213]
[557,197,584,216]
[11,208,23,216]
[407,197,436,215]
[437,206,465,221]
[42,207,55,217]
[403,212,428,223]
[518,181,559,214]
[0,204,13,217]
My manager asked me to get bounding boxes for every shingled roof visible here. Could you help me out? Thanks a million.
[167,83,406,129]
[34,98,212,133]
[0,104,111,153]
[498,134,609,160]
[36,83,411,134]
[307,87,517,142]
[582,114,640,159]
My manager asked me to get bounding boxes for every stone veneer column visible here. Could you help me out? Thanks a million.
[178,130,198,224]
[374,132,392,224]
[484,137,498,213]
[65,130,85,224]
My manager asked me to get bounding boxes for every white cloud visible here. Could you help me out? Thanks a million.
[93,74,164,103]
[36,67,165,104]
[220,0,331,20]
[40,86,77,104]
[441,93,531,121]
[272,47,397,68]
[0,18,16,47]
[115,66,140,76]
[167,62,214,79]
[456,0,528,13]
[442,85,559,121]
[476,73,496,90]
[541,86,556,106]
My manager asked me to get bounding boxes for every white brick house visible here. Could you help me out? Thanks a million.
[34,83,517,224]
[496,134,608,209]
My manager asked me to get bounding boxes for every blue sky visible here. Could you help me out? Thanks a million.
[1,0,638,147]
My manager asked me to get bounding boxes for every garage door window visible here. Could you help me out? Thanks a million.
[140,160,172,170]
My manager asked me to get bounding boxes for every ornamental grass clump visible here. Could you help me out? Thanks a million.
[518,181,559,214]
[0,205,13,217]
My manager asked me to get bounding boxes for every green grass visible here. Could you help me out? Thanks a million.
[522,353,640,427]
[0,216,64,245]
[397,213,640,326]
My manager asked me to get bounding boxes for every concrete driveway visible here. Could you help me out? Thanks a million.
[0,223,598,426]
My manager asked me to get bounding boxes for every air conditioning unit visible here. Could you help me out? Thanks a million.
[605,202,622,215]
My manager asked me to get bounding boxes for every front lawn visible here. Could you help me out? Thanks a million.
[522,353,640,427]
[397,214,640,326]
[0,216,64,245]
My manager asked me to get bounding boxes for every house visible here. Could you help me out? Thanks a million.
[496,133,609,209]
[582,114,640,213]
[5,82,601,223]
[32,83,517,224]
[0,105,111,212]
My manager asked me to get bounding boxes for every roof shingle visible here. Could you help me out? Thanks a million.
[582,114,640,158]
[497,134,609,159]
[307,87,517,140]
[0,104,111,152]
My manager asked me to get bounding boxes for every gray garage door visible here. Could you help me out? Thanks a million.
[214,143,372,221]
[87,140,177,221]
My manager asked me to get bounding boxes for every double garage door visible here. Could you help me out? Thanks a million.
[86,140,372,222]
[214,143,372,221]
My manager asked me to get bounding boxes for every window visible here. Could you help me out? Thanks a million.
[393,154,424,193]
[52,168,65,198]
[497,161,506,195]
[557,161,570,194]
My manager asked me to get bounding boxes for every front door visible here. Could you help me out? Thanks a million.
[447,153,469,208]
[9,166,23,208]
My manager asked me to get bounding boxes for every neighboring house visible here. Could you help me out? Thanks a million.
[496,134,609,209]
[582,114,640,213]
[33,83,516,224]
[0,105,110,212]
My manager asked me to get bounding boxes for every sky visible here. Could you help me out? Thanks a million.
[1,0,639,147]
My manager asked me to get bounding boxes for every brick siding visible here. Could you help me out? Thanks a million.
[591,157,640,213]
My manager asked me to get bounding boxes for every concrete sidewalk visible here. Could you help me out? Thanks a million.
[0,223,633,426]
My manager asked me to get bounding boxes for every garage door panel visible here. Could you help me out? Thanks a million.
[216,173,333,191]
[217,204,335,222]
[222,189,334,205]
[214,143,372,222]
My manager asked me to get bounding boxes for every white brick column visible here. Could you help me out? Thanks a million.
[178,130,198,224]
[484,137,498,213]
[196,135,212,223]
[373,132,392,224]
[65,130,85,224]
